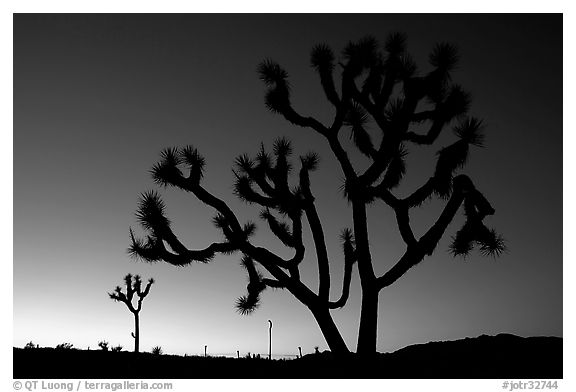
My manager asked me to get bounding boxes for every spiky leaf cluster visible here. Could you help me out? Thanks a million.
[436,85,471,120]
[454,117,485,147]
[300,152,319,172]
[342,36,379,77]
[430,117,486,198]
[260,209,295,247]
[310,44,340,105]
[135,191,170,232]
[429,43,460,75]
[328,228,358,309]
[235,255,267,315]
[344,103,375,157]
[449,189,505,258]
[450,221,506,258]
[380,144,407,189]
[233,137,317,215]
[385,32,407,55]
[108,274,155,313]
[340,228,357,266]
[128,228,163,262]
[311,44,335,71]
[151,145,206,188]
[258,59,292,114]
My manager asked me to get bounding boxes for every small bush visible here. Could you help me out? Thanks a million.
[151,346,163,355]
[111,345,123,352]
[24,341,37,349]
[98,341,109,351]
[56,343,74,350]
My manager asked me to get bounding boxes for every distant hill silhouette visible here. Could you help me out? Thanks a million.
[302,334,562,379]
[14,334,561,379]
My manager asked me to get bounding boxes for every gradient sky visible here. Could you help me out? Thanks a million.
[14,14,562,357]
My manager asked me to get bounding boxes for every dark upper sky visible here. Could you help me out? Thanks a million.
[14,14,562,356]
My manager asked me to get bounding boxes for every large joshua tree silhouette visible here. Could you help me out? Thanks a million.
[108,274,154,353]
[129,33,505,356]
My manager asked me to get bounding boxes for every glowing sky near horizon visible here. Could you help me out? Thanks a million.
[14,14,561,356]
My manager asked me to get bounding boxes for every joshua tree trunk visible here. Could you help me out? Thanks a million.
[288,281,351,355]
[310,306,349,354]
[353,201,379,355]
[133,312,140,353]
[356,287,379,355]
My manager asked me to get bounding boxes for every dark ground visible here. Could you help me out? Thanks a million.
[13,334,562,379]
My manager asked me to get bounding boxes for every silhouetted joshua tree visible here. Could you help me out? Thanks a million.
[108,274,154,353]
[129,33,504,356]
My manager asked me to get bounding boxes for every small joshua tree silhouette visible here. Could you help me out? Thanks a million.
[108,274,154,353]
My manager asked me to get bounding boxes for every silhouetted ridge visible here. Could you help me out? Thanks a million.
[14,335,560,379]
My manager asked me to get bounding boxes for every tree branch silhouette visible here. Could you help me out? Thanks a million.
[130,142,353,353]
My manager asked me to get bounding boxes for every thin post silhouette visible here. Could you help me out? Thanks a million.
[298,346,302,358]
[204,345,207,357]
[108,274,154,353]
[268,320,272,360]
[237,350,240,359]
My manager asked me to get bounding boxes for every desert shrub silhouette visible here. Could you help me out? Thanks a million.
[129,33,504,355]
[24,341,37,349]
[55,343,74,350]
[108,274,154,353]
[98,341,109,351]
